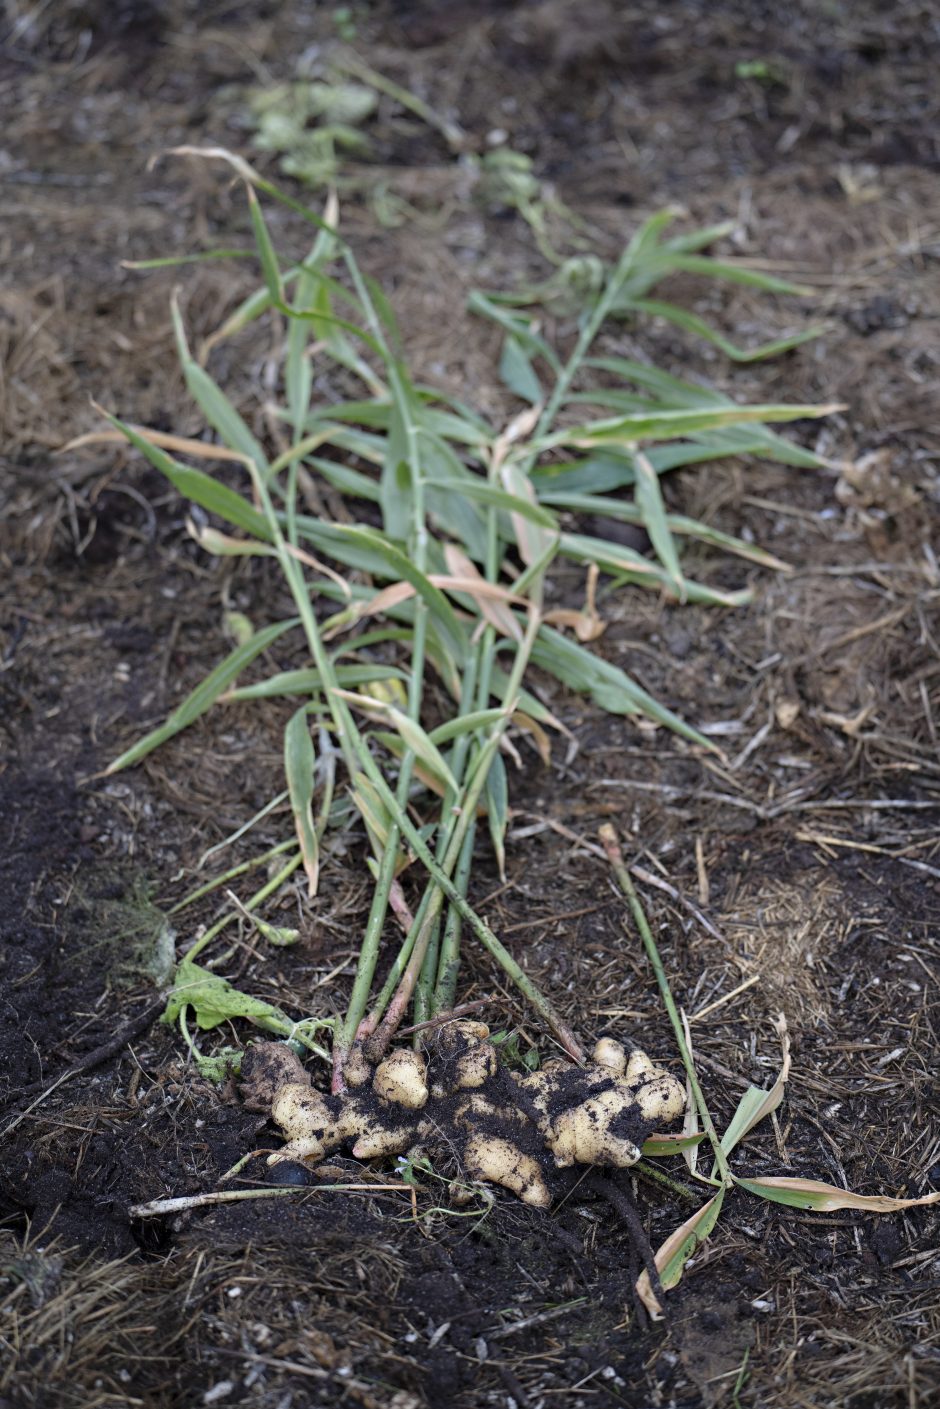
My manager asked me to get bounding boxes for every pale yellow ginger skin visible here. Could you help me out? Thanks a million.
[264,1025,684,1206]
[372,1049,429,1109]
[593,1036,628,1075]
[463,1134,551,1208]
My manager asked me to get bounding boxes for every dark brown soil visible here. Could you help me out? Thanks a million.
[2,2,938,1406]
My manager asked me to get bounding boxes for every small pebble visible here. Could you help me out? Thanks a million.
[267,1160,316,1187]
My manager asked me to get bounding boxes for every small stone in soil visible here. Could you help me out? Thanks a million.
[267,1160,316,1186]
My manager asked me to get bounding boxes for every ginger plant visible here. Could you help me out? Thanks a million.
[78,149,840,1217]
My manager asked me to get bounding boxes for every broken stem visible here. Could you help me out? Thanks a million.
[129,1182,414,1219]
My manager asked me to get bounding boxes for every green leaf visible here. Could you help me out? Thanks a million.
[171,300,270,472]
[692,423,827,470]
[558,533,750,608]
[361,269,401,341]
[637,1189,726,1317]
[487,666,570,737]
[720,1024,790,1160]
[663,220,735,253]
[438,476,558,529]
[108,619,299,771]
[428,708,506,746]
[337,691,458,793]
[419,405,492,448]
[247,186,284,304]
[311,523,467,663]
[532,624,713,749]
[499,333,543,403]
[538,491,789,571]
[285,268,319,442]
[633,451,683,592]
[349,771,395,857]
[420,434,488,562]
[307,456,380,502]
[626,297,822,362]
[543,401,838,450]
[284,707,319,895]
[485,749,509,881]
[467,291,561,373]
[123,249,255,270]
[651,251,812,296]
[532,452,639,496]
[103,413,273,539]
[641,1132,707,1156]
[584,356,720,406]
[165,956,293,1034]
[199,285,276,361]
[381,394,414,541]
[226,664,406,701]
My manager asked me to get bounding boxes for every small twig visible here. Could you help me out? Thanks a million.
[633,1158,700,1205]
[489,1297,588,1339]
[129,1181,415,1219]
[397,998,492,1038]
[628,862,726,943]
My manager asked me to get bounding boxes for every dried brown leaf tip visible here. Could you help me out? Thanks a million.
[259,1026,684,1208]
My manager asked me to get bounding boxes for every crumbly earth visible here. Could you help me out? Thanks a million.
[1,3,938,1407]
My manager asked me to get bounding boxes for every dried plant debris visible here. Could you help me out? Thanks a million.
[252,1024,684,1208]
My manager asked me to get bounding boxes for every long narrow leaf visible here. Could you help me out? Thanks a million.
[500,334,543,403]
[99,411,272,540]
[171,299,270,472]
[107,619,299,771]
[720,1016,791,1158]
[532,625,713,749]
[559,533,751,608]
[333,689,459,793]
[633,451,683,591]
[641,1132,707,1157]
[467,291,562,374]
[626,297,822,363]
[485,749,509,881]
[225,664,406,702]
[284,707,319,896]
[540,491,789,571]
[247,186,284,304]
[542,401,840,450]
[649,251,812,296]
[439,477,558,529]
[429,709,506,746]
[734,1177,940,1214]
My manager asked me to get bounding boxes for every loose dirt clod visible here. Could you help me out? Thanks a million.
[258,1026,684,1207]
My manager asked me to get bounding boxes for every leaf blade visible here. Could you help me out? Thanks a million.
[284,707,319,896]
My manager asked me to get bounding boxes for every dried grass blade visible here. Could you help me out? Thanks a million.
[61,427,248,462]
[733,1178,940,1213]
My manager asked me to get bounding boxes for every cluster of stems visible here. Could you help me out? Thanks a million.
[287,238,650,1089]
